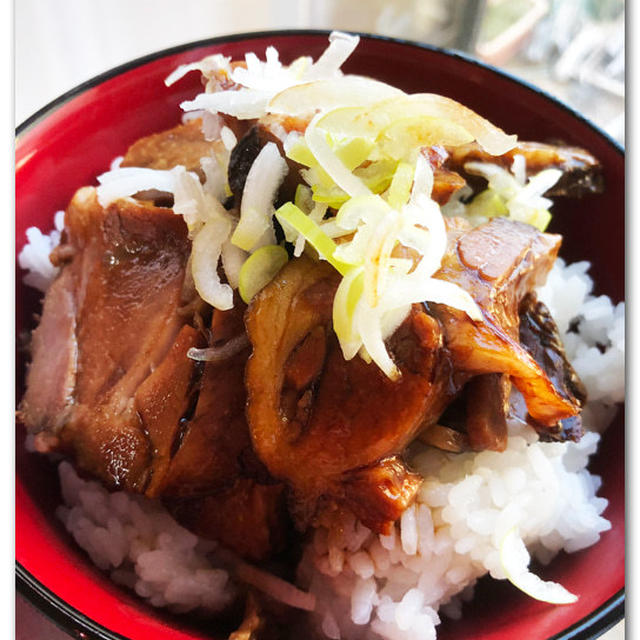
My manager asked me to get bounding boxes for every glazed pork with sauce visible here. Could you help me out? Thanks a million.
[20,115,597,557]
[19,186,288,561]
[18,33,624,640]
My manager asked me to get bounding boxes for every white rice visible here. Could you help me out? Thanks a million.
[19,221,625,635]
[56,462,235,614]
[538,259,625,407]
[18,210,65,292]
[297,428,611,640]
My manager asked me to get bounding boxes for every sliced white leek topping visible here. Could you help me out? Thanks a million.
[268,76,403,117]
[357,300,402,381]
[159,32,532,378]
[387,161,415,210]
[231,142,288,252]
[181,89,274,121]
[191,216,234,310]
[172,168,217,233]
[281,163,482,377]
[400,94,517,155]
[332,267,365,358]
[464,162,561,231]
[238,244,289,303]
[96,166,180,207]
[220,126,238,151]
[220,239,248,290]
[200,155,228,203]
[230,46,304,92]
[305,114,372,199]
[180,31,361,121]
[303,30,360,80]
[275,203,351,276]
[164,53,231,87]
[312,94,515,157]
[500,528,579,605]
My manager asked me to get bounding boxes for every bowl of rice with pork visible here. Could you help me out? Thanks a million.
[15,30,624,640]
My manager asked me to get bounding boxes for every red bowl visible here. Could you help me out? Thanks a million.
[15,30,624,640]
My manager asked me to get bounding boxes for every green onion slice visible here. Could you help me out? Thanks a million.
[275,202,352,276]
[238,244,289,303]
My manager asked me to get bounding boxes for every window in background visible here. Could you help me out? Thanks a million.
[15,0,624,139]
[311,0,624,143]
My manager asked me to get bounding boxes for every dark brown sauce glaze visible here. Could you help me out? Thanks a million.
[519,293,586,442]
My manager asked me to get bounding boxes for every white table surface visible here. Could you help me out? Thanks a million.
[14,1,625,638]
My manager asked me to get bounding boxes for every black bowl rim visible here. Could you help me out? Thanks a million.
[15,28,624,640]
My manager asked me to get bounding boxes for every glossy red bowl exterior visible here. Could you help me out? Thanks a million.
[16,31,624,640]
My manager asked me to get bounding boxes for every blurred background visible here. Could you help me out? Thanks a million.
[15,0,624,144]
[14,0,625,638]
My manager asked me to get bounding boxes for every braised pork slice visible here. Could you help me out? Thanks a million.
[19,188,195,490]
[154,302,251,498]
[19,267,77,435]
[446,141,603,198]
[166,479,289,563]
[245,256,456,533]
[419,372,510,454]
[135,324,203,496]
[155,302,290,560]
[121,117,248,177]
[422,145,467,205]
[19,190,288,558]
[419,424,470,453]
[245,218,582,532]
[120,117,252,210]
[518,293,586,441]
[121,118,218,177]
[431,217,580,427]
[341,457,423,534]
[463,373,510,451]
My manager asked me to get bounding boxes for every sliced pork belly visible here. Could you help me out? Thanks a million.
[419,372,510,454]
[463,373,510,451]
[152,302,250,498]
[422,145,467,205]
[166,479,289,562]
[341,456,423,534]
[159,302,290,559]
[245,218,581,532]
[245,257,458,533]
[20,188,194,490]
[121,117,248,178]
[431,216,580,427]
[20,190,288,558]
[120,116,253,212]
[121,118,219,177]
[418,424,470,453]
[135,325,203,496]
[518,293,587,441]
[446,140,604,198]
[19,267,77,435]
